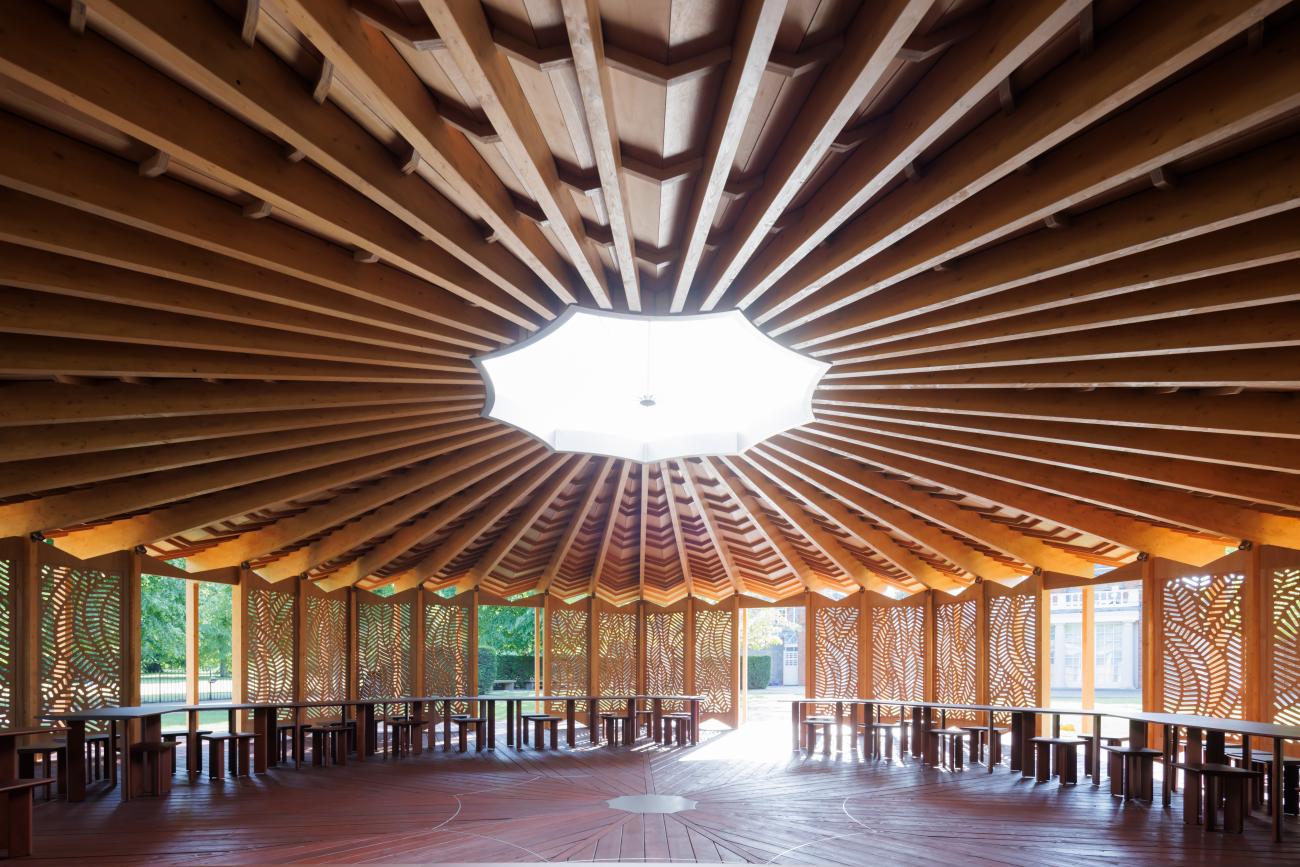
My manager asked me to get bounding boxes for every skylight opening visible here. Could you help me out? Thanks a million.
[476,308,829,463]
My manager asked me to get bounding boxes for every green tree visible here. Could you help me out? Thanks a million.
[140,574,186,671]
[477,605,536,654]
[197,582,233,676]
[746,607,798,652]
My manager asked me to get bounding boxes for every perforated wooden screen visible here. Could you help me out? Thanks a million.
[597,602,637,710]
[546,597,589,711]
[987,583,1039,715]
[871,595,924,701]
[243,574,295,714]
[424,593,471,709]
[935,594,978,712]
[693,598,737,723]
[303,584,348,717]
[38,548,124,725]
[0,548,12,727]
[811,595,860,707]
[1158,555,1245,718]
[357,590,413,699]
[1266,547,1300,726]
[644,604,685,712]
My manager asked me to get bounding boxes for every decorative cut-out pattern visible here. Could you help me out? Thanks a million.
[246,588,295,712]
[935,600,978,709]
[813,605,859,705]
[39,564,122,722]
[645,611,685,711]
[598,609,638,710]
[547,607,589,711]
[871,605,923,701]
[1274,567,1300,726]
[304,595,347,717]
[988,594,1038,713]
[0,559,11,728]
[425,602,470,711]
[358,599,412,699]
[1162,571,1244,718]
[694,608,734,716]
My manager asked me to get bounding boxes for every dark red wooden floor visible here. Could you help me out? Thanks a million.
[19,722,1300,864]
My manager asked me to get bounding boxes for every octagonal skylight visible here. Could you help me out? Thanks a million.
[475,308,829,462]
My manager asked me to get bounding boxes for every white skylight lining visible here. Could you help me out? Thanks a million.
[475,308,829,463]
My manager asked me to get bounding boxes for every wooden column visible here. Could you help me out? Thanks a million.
[1243,544,1269,723]
[804,591,815,699]
[1081,584,1095,730]
[292,578,307,704]
[860,590,872,699]
[231,568,248,730]
[185,579,200,706]
[346,587,359,701]
[11,537,39,729]
[728,596,740,728]
[588,597,600,702]
[123,551,142,708]
[1036,576,1050,732]
[923,589,936,703]
[541,594,553,697]
[684,597,695,699]
[975,580,989,706]
[412,587,426,699]
[1141,557,1161,713]
[636,600,646,694]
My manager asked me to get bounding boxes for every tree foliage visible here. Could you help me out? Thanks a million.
[139,574,233,675]
[477,605,536,654]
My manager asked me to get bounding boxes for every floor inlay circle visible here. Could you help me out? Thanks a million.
[606,793,698,814]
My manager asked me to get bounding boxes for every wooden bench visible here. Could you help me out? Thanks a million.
[1104,744,1162,802]
[802,716,834,756]
[310,723,350,766]
[663,714,691,747]
[161,730,211,775]
[858,723,898,760]
[198,732,254,778]
[931,727,972,771]
[518,713,549,748]
[128,740,178,797]
[1030,737,1083,785]
[600,713,627,746]
[530,716,561,750]
[1176,762,1265,833]
[385,717,423,758]
[1227,747,1300,815]
[958,725,1010,766]
[452,717,486,754]
[1,777,57,858]
[17,742,65,800]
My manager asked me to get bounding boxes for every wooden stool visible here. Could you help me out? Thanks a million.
[1177,763,1264,833]
[85,732,116,782]
[531,716,561,750]
[635,709,654,738]
[1227,747,1300,814]
[663,714,691,746]
[17,743,66,800]
[161,730,210,775]
[519,713,549,747]
[310,725,344,767]
[601,714,627,746]
[1104,745,1162,802]
[931,727,971,770]
[452,717,486,753]
[857,723,896,760]
[1,778,56,858]
[802,716,834,757]
[385,718,420,758]
[198,732,253,778]
[128,741,177,797]
[957,726,1010,766]
[1031,737,1083,785]
[275,723,309,764]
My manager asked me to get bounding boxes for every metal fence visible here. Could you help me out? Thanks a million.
[140,670,232,704]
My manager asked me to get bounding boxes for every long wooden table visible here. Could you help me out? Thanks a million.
[790,697,1300,842]
[44,705,184,802]
[502,695,703,748]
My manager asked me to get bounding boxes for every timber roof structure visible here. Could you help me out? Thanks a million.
[0,0,1298,605]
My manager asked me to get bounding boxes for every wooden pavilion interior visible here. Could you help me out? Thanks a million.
[1,0,1300,863]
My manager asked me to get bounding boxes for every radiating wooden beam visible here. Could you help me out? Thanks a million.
[696,0,931,310]
[589,460,633,596]
[706,457,818,591]
[537,458,614,593]
[560,0,641,310]
[415,0,614,309]
[676,459,746,595]
[669,0,785,312]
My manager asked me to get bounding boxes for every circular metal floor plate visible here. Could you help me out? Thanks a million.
[606,794,698,814]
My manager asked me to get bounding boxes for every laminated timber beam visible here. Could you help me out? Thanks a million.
[769,434,1093,578]
[676,459,746,595]
[537,458,615,594]
[0,0,548,328]
[413,0,614,309]
[184,434,534,572]
[315,448,554,590]
[745,0,1287,320]
[741,449,951,591]
[723,0,1089,311]
[794,426,1300,550]
[588,460,633,597]
[697,0,932,310]
[260,0,585,311]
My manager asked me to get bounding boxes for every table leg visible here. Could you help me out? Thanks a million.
[691,698,700,745]
[507,699,515,748]
[566,699,576,747]
[835,702,844,753]
[486,699,496,750]
[1091,714,1101,786]
[187,709,200,779]
[357,703,372,760]
[653,698,663,744]
[1162,725,1175,808]
[987,712,995,775]
[591,699,600,745]
[65,721,86,802]
[625,698,635,746]
[1273,737,1284,842]
[791,700,801,752]
[252,708,271,773]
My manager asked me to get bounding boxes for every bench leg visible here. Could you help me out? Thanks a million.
[208,742,223,780]
[5,788,34,859]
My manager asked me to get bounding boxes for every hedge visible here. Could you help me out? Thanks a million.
[747,654,772,689]
[476,646,497,694]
